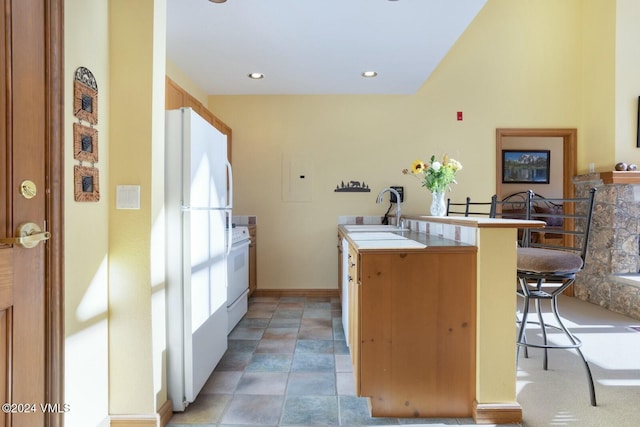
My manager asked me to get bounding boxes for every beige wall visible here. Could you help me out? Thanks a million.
[615,0,640,165]
[108,0,166,417]
[581,0,616,171]
[64,0,110,425]
[578,0,640,170]
[65,0,167,426]
[207,0,586,291]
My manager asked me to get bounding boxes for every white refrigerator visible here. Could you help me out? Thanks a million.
[165,107,232,412]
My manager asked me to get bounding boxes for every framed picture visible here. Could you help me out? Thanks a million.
[73,80,98,125]
[73,165,100,202]
[73,123,99,163]
[502,149,550,184]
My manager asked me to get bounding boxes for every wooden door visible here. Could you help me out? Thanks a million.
[0,1,64,426]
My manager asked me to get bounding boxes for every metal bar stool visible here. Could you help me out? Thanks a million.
[447,197,493,217]
[515,188,598,406]
[446,196,471,216]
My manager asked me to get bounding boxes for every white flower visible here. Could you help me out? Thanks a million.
[431,161,442,171]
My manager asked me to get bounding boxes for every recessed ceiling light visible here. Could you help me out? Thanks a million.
[361,71,378,78]
[209,0,227,3]
[248,72,264,80]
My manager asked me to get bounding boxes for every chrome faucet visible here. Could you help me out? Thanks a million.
[376,187,402,228]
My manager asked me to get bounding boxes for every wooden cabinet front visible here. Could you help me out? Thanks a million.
[357,250,476,418]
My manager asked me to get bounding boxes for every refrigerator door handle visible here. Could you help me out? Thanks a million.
[225,159,233,256]
[226,160,233,209]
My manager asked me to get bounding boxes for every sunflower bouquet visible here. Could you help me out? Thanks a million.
[403,154,462,193]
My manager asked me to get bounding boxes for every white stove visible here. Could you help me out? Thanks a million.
[227,226,251,334]
[230,226,250,245]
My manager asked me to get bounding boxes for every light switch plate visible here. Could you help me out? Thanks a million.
[116,185,141,210]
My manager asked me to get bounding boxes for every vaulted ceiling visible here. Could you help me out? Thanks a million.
[166,0,487,95]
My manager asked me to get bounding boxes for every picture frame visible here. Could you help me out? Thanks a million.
[73,165,100,202]
[73,80,98,125]
[73,123,99,163]
[502,149,550,184]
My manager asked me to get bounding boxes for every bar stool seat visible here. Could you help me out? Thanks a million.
[517,247,583,274]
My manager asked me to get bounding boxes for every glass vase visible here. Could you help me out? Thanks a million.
[430,191,447,216]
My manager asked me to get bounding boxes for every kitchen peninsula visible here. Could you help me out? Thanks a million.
[338,215,544,424]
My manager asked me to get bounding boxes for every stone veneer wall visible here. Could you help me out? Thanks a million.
[573,173,640,320]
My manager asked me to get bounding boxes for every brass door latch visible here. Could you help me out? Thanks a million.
[0,222,50,248]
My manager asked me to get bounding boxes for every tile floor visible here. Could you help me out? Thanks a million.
[167,296,496,427]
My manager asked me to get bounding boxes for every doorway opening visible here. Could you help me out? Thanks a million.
[496,128,577,296]
[496,128,577,200]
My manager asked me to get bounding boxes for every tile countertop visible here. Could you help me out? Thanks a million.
[402,214,545,229]
[338,225,475,252]
[338,216,544,252]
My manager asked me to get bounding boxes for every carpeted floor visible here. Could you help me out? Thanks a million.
[516,295,640,427]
